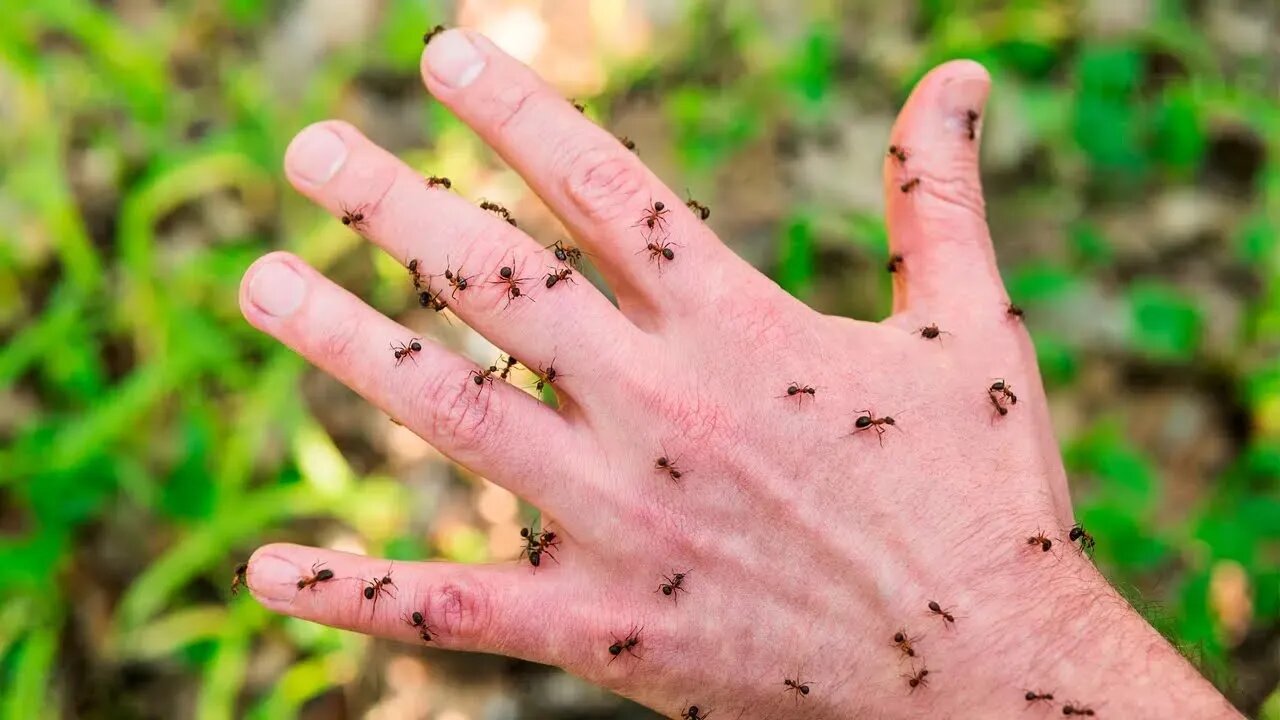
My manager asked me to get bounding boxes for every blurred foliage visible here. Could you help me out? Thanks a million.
[0,0,1278,718]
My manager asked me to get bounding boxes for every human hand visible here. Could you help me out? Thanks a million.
[238,29,1241,719]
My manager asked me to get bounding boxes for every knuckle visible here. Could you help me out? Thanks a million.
[559,142,647,225]
[429,579,497,647]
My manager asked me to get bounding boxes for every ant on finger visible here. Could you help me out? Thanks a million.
[989,379,1017,405]
[919,323,950,342]
[296,561,335,590]
[422,25,445,45]
[424,175,452,189]
[900,178,921,194]
[852,410,900,446]
[1069,523,1096,556]
[231,562,248,596]
[888,144,909,164]
[519,524,560,567]
[685,196,711,221]
[1024,690,1055,705]
[634,200,670,236]
[681,705,711,719]
[656,570,690,602]
[479,200,518,227]
[655,453,685,482]
[1026,529,1053,553]
[892,628,922,658]
[903,665,932,692]
[361,566,396,617]
[492,254,534,309]
[441,257,475,299]
[546,239,585,268]
[403,610,437,642]
[419,287,448,313]
[607,625,643,663]
[571,99,586,113]
[544,267,575,289]
[964,109,980,140]
[887,253,904,273]
[469,363,499,392]
[927,600,957,627]
[391,338,423,366]
[1062,701,1096,716]
[534,356,561,391]
[639,235,678,271]
[406,258,426,290]
[339,203,369,232]
[1006,302,1025,320]
[783,677,813,703]
[618,135,637,151]
[779,382,816,404]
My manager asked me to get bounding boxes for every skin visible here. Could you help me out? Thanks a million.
[239,30,1245,719]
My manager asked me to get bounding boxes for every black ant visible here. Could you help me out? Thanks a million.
[656,570,689,601]
[296,561,335,591]
[419,287,448,313]
[422,24,445,45]
[403,610,437,642]
[469,363,499,391]
[607,625,643,663]
[681,705,711,720]
[887,253,904,273]
[639,236,678,271]
[231,562,248,596]
[1026,529,1053,553]
[571,99,586,113]
[546,239,585,268]
[424,175,452,189]
[989,379,1017,405]
[900,178,921,194]
[618,135,636,151]
[407,258,426,289]
[686,196,711,220]
[852,410,899,446]
[1024,690,1055,704]
[1062,702,1096,716]
[492,255,533,309]
[534,357,560,391]
[634,199,670,236]
[479,200,517,226]
[779,382,816,403]
[1007,302,1025,320]
[989,391,1009,417]
[927,600,956,627]
[391,338,423,366]
[783,677,812,702]
[964,109,980,140]
[888,144,909,163]
[544,267,575,289]
[339,203,369,232]
[918,323,949,342]
[441,257,475,299]
[498,355,519,381]
[892,628,922,658]
[520,525,560,567]
[361,566,396,617]
[1069,523,1096,556]
[902,665,931,692]
[655,453,684,481]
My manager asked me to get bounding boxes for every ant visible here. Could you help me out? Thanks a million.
[391,338,423,366]
[1026,529,1053,553]
[419,287,448,313]
[424,175,452,189]
[783,677,812,702]
[339,203,369,232]
[468,363,499,391]
[544,267,575,289]
[520,525,560,567]
[607,625,643,663]
[902,665,931,692]
[422,24,445,45]
[618,135,636,151]
[231,562,248,596]
[296,561,335,591]
[964,109,980,140]
[681,706,711,720]
[655,453,684,481]
[1024,690,1055,704]
[634,199,670,236]
[546,239,585,268]
[491,254,533,309]
[918,323,949,342]
[498,355,520,381]
[989,379,1018,405]
[403,610,437,642]
[406,258,426,289]
[900,178,921,194]
[927,600,957,627]
[479,200,517,227]
[887,253,904,273]
[888,144,910,164]
[361,566,396,616]
[1007,302,1025,320]
[892,628,922,658]
[656,570,689,601]
[852,410,899,446]
[1062,702,1096,716]
[686,196,711,221]
[571,99,586,113]
[779,382,816,403]
[534,356,560,391]
[441,257,475,299]
[1069,523,1096,556]
[639,236,678,271]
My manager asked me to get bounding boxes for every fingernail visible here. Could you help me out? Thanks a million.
[939,76,989,140]
[424,30,486,89]
[247,552,303,604]
[285,126,348,185]
[249,261,305,317]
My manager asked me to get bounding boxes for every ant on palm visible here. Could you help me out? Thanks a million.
[296,561,335,590]
[656,570,690,601]
[339,203,369,232]
[927,600,956,627]
[546,239,585,268]
[403,610,437,642]
[1062,702,1096,716]
[681,705,711,719]
[607,625,643,663]
[783,677,813,702]
[1024,690,1055,705]
[422,24,445,45]
[888,144,909,164]
[544,267,575,289]
[903,666,931,692]
[900,178,921,194]
[919,323,950,342]
[1026,529,1053,553]
[424,175,452,189]
[655,453,684,481]
[231,562,248,596]
[686,196,711,220]
[852,410,900,446]
[479,200,517,227]
[892,628,922,658]
[391,338,423,366]
[492,254,533,309]
[1069,523,1096,556]
[887,253,904,273]
[779,382,816,403]
[634,200,670,236]
[441,257,475,299]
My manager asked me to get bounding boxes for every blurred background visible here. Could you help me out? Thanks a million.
[1,0,1278,718]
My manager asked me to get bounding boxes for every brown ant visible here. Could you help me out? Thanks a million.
[441,257,475,299]
[779,382,816,403]
[519,524,560,567]
[888,144,909,163]
[296,561,335,591]
[989,391,1009,417]
[618,135,636,151]
[1062,702,1096,716]
[571,99,586,113]
[422,24,445,45]
[639,236,678,271]
[887,253,904,273]
[1006,302,1025,320]
[964,109,980,140]
[681,706,711,720]
[1026,529,1053,552]
[918,323,950,342]
[419,287,448,313]
[339,203,369,232]
[989,379,1017,405]
[1024,690,1055,704]
[424,175,452,189]
[902,665,931,692]
[231,562,248,596]
[403,610,437,642]
[900,178,921,194]
[607,625,643,663]
[469,363,499,392]
[498,354,520,381]
[783,677,813,703]
[656,570,689,601]
[1069,523,1096,556]
[634,199,670,236]
[534,356,561,391]
[479,200,517,227]
[852,410,900,446]
[685,196,711,220]
[892,628,922,658]
[361,566,396,617]
[546,239,585,268]
[391,338,423,366]
[927,600,956,627]
[491,254,533,309]
[544,267,575,289]
[655,453,684,481]
[407,258,426,289]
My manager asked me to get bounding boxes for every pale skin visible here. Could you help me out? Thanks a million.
[238,29,1245,719]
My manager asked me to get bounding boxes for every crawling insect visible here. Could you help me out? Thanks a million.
[422,24,445,45]
[1026,530,1053,553]
[339,203,369,232]
[918,323,949,342]
[546,239,585,268]
[1069,523,1096,556]
[783,677,813,703]
[391,338,423,366]
[296,561,335,591]
[1062,701,1096,716]
[1006,302,1025,320]
[469,363,499,392]
[361,566,396,618]
[424,175,452,189]
[903,666,931,692]
[888,144,909,163]
[618,135,637,151]
[639,236,678,271]
[479,200,518,227]
[779,382,817,403]
[852,410,900,446]
[964,109,980,140]
[1024,690,1055,705]
[656,570,690,601]
[892,628,922,658]
[681,705,711,720]
[544,267,575,289]
[231,562,248,596]
[927,600,956,627]
[607,625,643,663]
[887,253,904,273]
[634,200,670,236]
[685,197,711,220]
[403,610,437,642]
[900,178,921,194]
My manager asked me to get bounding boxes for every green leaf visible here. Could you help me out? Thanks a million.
[1126,283,1203,361]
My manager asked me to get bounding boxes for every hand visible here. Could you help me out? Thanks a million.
[238,29,1242,719]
